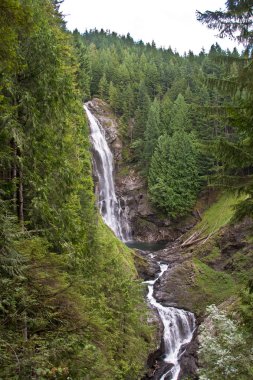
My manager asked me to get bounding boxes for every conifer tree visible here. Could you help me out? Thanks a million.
[98,73,109,100]
[143,98,161,166]
[134,81,151,139]
[197,0,253,220]
[149,130,199,217]
[169,93,190,132]
[109,81,121,113]
[160,92,173,134]
[73,30,91,101]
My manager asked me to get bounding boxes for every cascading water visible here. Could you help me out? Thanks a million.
[85,101,195,379]
[84,103,131,241]
[145,261,195,380]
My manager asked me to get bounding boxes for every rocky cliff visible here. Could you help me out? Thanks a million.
[87,98,198,242]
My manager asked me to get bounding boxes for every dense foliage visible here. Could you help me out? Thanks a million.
[196,1,253,378]
[148,130,199,216]
[1,0,252,378]
[0,1,152,379]
[75,27,241,217]
[197,0,253,220]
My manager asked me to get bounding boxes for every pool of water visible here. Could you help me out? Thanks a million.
[125,240,168,252]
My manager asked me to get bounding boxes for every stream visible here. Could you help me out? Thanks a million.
[145,258,195,380]
[85,102,196,380]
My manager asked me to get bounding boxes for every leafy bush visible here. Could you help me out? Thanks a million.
[198,305,253,380]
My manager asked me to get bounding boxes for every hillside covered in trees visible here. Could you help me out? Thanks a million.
[75,26,241,216]
[0,1,153,379]
[0,0,253,379]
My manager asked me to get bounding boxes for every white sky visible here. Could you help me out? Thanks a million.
[60,0,238,54]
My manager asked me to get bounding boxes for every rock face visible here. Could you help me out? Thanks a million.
[179,328,199,379]
[116,170,180,242]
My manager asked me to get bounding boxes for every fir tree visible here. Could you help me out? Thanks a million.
[143,98,161,167]
[197,0,253,220]
[149,130,199,217]
[134,81,151,139]
[98,73,109,100]
[169,93,190,132]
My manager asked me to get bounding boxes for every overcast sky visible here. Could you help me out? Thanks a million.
[60,0,237,54]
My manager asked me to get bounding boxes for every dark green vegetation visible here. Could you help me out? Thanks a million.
[0,1,152,379]
[196,2,253,378]
[76,26,243,217]
[1,0,253,379]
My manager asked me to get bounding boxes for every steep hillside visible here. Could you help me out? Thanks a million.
[0,2,153,379]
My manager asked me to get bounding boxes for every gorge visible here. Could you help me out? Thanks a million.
[1,2,252,379]
[85,101,197,380]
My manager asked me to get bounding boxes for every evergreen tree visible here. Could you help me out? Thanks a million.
[73,30,91,101]
[98,73,109,100]
[197,0,253,220]
[0,3,153,379]
[109,81,121,113]
[169,93,190,132]
[160,92,173,134]
[197,1,253,52]
[143,98,161,166]
[134,81,151,139]
[123,84,135,121]
[149,130,199,217]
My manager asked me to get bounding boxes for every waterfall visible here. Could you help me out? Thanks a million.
[145,262,195,380]
[84,103,131,241]
[85,101,195,379]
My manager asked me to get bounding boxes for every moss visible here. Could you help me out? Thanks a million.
[201,245,221,264]
[190,259,237,313]
[117,165,131,178]
[245,233,253,244]
[136,217,155,228]
[196,192,245,235]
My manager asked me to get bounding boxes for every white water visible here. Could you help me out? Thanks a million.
[84,103,131,241]
[85,102,195,379]
[145,262,195,380]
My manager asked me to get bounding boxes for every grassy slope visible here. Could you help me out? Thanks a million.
[194,192,244,235]
[175,192,252,314]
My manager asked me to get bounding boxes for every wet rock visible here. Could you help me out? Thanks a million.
[134,250,160,280]
[86,99,123,161]
[179,328,199,379]
[154,260,196,310]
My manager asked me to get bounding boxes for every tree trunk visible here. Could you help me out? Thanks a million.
[17,154,24,230]
[10,138,17,212]
[23,312,28,342]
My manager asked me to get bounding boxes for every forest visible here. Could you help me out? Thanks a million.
[0,0,252,379]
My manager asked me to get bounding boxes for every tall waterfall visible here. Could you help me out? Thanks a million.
[85,101,195,380]
[84,103,131,241]
[145,262,195,380]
